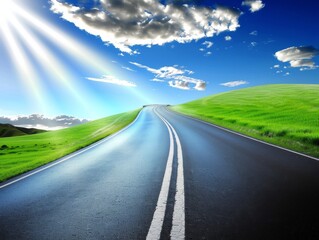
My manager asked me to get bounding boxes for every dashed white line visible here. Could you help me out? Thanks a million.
[148,107,185,240]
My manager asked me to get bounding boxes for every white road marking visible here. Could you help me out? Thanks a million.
[148,107,185,240]
[146,109,174,240]
[0,109,143,189]
[164,119,185,240]
[167,108,319,162]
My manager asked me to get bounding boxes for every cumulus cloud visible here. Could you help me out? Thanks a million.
[87,75,136,87]
[220,80,248,87]
[250,30,258,35]
[50,0,241,54]
[0,114,88,130]
[168,80,190,90]
[242,0,265,12]
[275,46,319,70]
[194,81,206,91]
[130,62,205,90]
[225,36,232,41]
[203,41,213,48]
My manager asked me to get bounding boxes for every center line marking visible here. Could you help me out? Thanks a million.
[164,119,185,240]
[146,108,174,240]
[147,107,185,240]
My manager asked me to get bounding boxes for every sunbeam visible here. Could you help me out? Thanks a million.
[0,1,12,24]
[0,0,155,119]
[0,18,48,112]
[12,1,117,76]
[9,14,93,113]
[0,0,128,117]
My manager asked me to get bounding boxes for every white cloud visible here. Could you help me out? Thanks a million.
[121,66,135,72]
[87,75,136,87]
[273,64,280,68]
[0,114,88,130]
[151,78,165,82]
[225,36,232,41]
[290,59,315,68]
[173,75,205,84]
[251,41,257,47]
[242,0,265,12]
[203,41,213,48]
[130,62,184,78]
[169,80,190,90]
[185,69,194,75]
[194,81,206,91]
[220,80,248,87]
[156,66,185,78]
[275,46,319,70]
[50,0,241,54]
[130,62,205,90]
[250,30,258,35]
[168,77,206,90]
[199,48,205,52]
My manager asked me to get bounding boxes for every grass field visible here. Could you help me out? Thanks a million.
[0,109,140,182]
[171,84,319,158]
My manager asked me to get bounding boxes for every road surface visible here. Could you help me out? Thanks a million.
[1,105,319,239]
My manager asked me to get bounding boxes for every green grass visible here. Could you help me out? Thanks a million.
[0,109,140,182]
[171,84,319,158]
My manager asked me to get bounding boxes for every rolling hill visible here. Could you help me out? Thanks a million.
[0,109,140,182]
[171,84,319,158]
[0,124,46,138]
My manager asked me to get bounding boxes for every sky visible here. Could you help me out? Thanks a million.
[0,0,318,128]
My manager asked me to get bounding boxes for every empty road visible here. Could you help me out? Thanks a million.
[1,105,319,239]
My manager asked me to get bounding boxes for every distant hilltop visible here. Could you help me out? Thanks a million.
[0,124,46,138]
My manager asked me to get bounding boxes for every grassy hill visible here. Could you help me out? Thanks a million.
[171,84,319,158]
[0,124,46,138]
[0,109,140,182]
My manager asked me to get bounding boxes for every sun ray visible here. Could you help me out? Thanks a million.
[0,18,48,112]
[11,1,116,76]
[1,0,151,119]
[9,13,93,113]
[0,1,12,24]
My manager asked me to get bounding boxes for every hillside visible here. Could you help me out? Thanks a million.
[0,109,140,182]
[0,124,46,138]
[171,84,319,158]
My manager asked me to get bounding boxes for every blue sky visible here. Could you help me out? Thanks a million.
[0,0,318,124]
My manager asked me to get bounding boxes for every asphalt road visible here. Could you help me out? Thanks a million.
[1,105,319,239]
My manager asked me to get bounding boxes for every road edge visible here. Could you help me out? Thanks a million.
[167,107,319,162]
[0,109,143,189]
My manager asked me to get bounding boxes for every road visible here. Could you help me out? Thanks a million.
[1,105,319,239]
